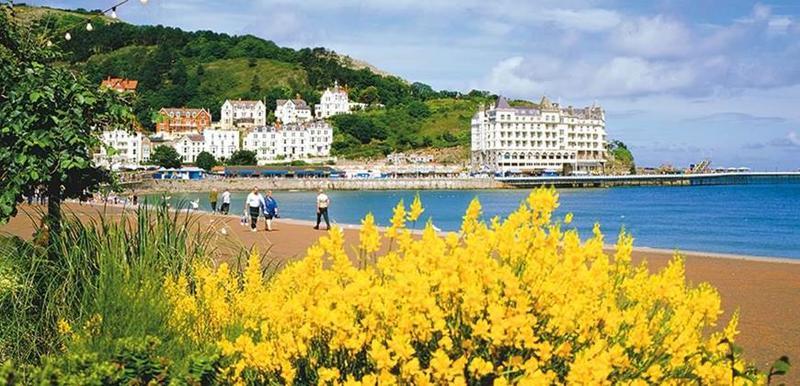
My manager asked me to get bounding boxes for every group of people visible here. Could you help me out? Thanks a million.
[244,188,279,232]
[206,187,332,233]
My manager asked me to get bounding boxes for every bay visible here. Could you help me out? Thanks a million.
[144,184,800,259]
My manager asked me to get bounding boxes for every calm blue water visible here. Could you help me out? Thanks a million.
[145,184,800,259]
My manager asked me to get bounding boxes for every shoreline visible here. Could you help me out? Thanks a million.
[59,201,800,264]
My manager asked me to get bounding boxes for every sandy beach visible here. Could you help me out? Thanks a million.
[2,203,798,382]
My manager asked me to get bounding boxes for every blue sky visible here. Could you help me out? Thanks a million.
[32,0,800,169]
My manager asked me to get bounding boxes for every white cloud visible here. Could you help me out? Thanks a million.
[535,8,622,32]
[788,131,800,146]
[610,16,692,58]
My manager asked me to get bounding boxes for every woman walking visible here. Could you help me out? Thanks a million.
[209,188,219,213]
[245,187,264,232]
[262,190,278,231]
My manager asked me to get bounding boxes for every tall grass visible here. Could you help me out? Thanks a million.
[0,200,218,364]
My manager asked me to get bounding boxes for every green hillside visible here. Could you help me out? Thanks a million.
[15,4,503,160]
[200,58,307,100]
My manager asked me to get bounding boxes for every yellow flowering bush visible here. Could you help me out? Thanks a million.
[165,188,760,385]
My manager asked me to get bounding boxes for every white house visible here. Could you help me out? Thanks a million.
[203,129,240,160]
[275,99,312,124]
[220,99,266,129]
[314,81,367,119]
[96,129,151,169]
[243,121,333,164]
[470,96,607,174]
[174,134,206,163]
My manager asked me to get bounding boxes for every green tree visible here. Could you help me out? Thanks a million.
[195,151,217,171]
[228,150,257,166]
[149,145,182,168]
[358,86,379,105]
[0,6,134,245]
[406,100,431,119]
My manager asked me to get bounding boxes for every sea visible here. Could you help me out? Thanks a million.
[144,184,800,259]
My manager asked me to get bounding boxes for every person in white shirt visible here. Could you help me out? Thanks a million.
[220,189,231,214]
[244,187,264,232]
[314,188,331,230]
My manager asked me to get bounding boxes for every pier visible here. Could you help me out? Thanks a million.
[498,172,800,188]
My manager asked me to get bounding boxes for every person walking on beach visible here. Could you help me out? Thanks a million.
[209,188,219,213]
[262,190,278,231]
[245,187,264,232]
[220,189,231,215]
[314,188,331,230]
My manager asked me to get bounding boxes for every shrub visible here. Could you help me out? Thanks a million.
[164,188,761,385]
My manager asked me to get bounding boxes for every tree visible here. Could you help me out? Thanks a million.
[149,145,182,168]
[358,86,379,105]
[0,5,134,249]
[406,100,431,119]
[195,151,217,171]
[228,150,257,166]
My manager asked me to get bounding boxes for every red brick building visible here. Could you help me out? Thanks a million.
[100,76,138,93]
[155,108,212,135]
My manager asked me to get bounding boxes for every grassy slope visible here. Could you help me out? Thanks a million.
[15,5,117,30]
[200,58,308,99]
[420,98,485,143]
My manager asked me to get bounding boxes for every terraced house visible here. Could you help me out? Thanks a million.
[471,96,607,175]
[243,122,333,164]
[220,99,266,129]
[155,107,212,137]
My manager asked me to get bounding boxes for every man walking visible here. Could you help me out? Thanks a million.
[220,189,231,215]
[209,188,219,213]
[262,190,279,231]
[314,188,331,230]
[245,187,264,232]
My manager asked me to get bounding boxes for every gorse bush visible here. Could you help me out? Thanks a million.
[164,188,761,385]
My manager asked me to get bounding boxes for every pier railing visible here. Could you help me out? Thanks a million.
[497,172,800,188]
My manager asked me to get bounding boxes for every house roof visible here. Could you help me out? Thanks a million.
[101,77,138,91]
[185,134,205,142]
[226,99,262,108]
[276,99,310,109]
[159,107,210,115]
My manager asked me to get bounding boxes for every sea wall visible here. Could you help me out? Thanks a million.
[128,177,508,193]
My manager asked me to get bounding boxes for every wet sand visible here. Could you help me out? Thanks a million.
[2,203,798,381]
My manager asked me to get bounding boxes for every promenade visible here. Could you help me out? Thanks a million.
[2,203,799,382]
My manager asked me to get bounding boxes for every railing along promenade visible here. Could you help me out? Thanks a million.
[497,172,800,188]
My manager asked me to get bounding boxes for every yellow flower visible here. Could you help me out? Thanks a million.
[159,187,756,385]
[564,212,573,224]
[57,319,72,335]
[408,194,424,223]
[359,213,381,254]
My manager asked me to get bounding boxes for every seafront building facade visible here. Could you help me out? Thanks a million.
[275,99,312,124]
[314,81,366,119]
[220,99,266,129]
[243,121,333,164]
[203,129,240,160]
[471,96,607,175]
[95,129,151,169]
[155,108,212,137]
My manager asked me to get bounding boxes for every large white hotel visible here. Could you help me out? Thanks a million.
[471,96,607,175]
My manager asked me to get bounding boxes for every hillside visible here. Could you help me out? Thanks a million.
[13,4,512,161]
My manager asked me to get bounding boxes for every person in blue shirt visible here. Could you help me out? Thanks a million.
[262,190,279,231]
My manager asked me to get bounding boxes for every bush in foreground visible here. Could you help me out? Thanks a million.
[165,188,760,385]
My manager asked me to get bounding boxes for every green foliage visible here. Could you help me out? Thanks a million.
[0,4,134,233]
[228,150,258,166]
[195,151,217,171]
[148,145,182,169]
[608,140,634,164]
[0,203,213,363]
[0,336,224,385]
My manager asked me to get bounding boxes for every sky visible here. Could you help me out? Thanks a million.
[31,0,800,169]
